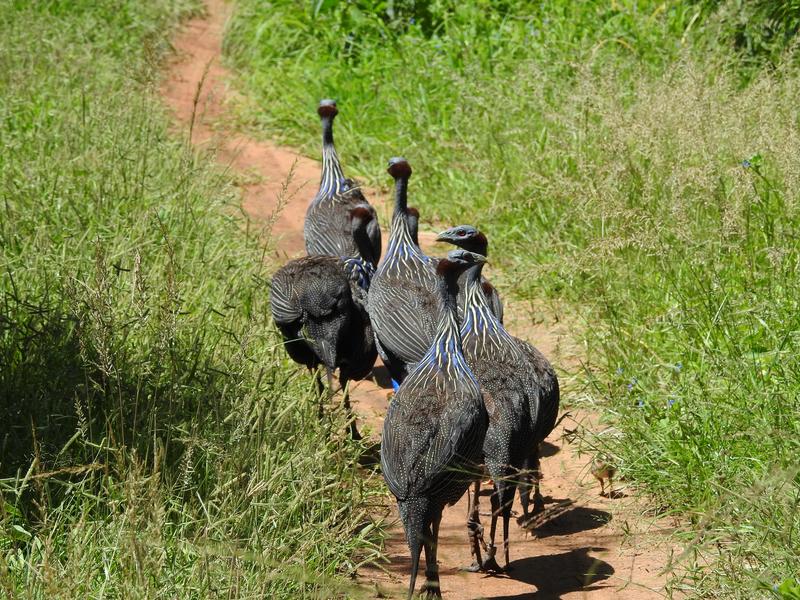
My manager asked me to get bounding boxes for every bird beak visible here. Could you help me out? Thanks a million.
[435,231,452,243]
[468,251,488,264]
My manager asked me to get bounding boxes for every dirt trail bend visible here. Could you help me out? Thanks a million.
[161,2,680,598]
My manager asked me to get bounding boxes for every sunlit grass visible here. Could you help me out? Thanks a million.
[225,1,800,597]
[0,1,384,597]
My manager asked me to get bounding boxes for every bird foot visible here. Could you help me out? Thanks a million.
[459,561,484,573]
[420,580,442,598]
[480,555,505,574]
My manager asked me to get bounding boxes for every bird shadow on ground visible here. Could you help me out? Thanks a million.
[539,441,560,458]
[521,501,612,539]
[488,547,615,599]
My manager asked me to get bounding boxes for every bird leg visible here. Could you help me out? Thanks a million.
[516,467,535,526]
[481,488,504,573]
[462,480,485,572]
[420,513,442,598]
[310,367,325,418]
[502,509,511,571]
[340,378,362,441]
[531,454,545,514]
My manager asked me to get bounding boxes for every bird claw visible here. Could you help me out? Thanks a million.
[480,555,505,574]
[420,580,442,598]
[459,561,484,573]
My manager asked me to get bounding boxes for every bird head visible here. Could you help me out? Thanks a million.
[436,225,488,256]
[387,157,412,180]
[317,98,338,119]
[436,249,487,277]
[349,205,374,233]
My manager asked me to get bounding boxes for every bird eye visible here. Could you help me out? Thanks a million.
[457,229,465,236]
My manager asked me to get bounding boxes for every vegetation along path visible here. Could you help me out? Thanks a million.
[161,1,679,597]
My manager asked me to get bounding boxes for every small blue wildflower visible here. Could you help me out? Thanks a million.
[674,362,682,372]
[772,584,779,592]
[409,17,415,24]
[627,383,633,391]
[742,159,751,168]
[616,367,624,375]
[667,397,678,408]
[637,399,644,408]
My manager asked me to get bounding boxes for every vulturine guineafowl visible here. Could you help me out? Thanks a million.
[368,158,438,384]
[456,252,559,572]
[271,206,378,439]
[304,99,381,265]
[381,249,489,599]
[435,225,503,323]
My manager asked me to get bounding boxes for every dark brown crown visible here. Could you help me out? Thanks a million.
[387,157,412,180]
[317,99,338,119]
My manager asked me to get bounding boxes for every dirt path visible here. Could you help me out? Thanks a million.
[160,2,679,598]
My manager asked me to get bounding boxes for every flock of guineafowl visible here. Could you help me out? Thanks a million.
[270,100,560,599]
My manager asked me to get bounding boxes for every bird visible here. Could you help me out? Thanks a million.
[368,158,438,384]
[455,251,559,572]
[381,249,489,599]
[435,225,504,323]
[591,458,615,497]
[271,206,378,439]
[304,99,381,265]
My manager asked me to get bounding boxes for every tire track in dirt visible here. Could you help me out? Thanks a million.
[160,2,680,598]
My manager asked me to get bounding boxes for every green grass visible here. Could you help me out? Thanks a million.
[224,1,800,597]
[0,1,383,597]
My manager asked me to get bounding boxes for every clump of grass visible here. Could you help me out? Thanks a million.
[0,1,383,597]
[225,1,800,596]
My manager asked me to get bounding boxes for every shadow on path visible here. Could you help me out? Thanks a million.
[492,547,615,599]
[524,501,612,539]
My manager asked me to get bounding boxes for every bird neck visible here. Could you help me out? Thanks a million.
[465,239,488,257]
[384,177,424,264]
[464,265,488,309]
[461,264,506,340]
[392,176,408,220]
[431,271,463,356]
[352,222,376,265]
[318,117,345,199]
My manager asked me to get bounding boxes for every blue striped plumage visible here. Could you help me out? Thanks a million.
[367,159,438,382]
[458,259,559,572]
[380,250,489,599]
[304,100,381,265]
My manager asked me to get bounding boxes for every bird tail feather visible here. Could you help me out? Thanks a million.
[399,497,429,600]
